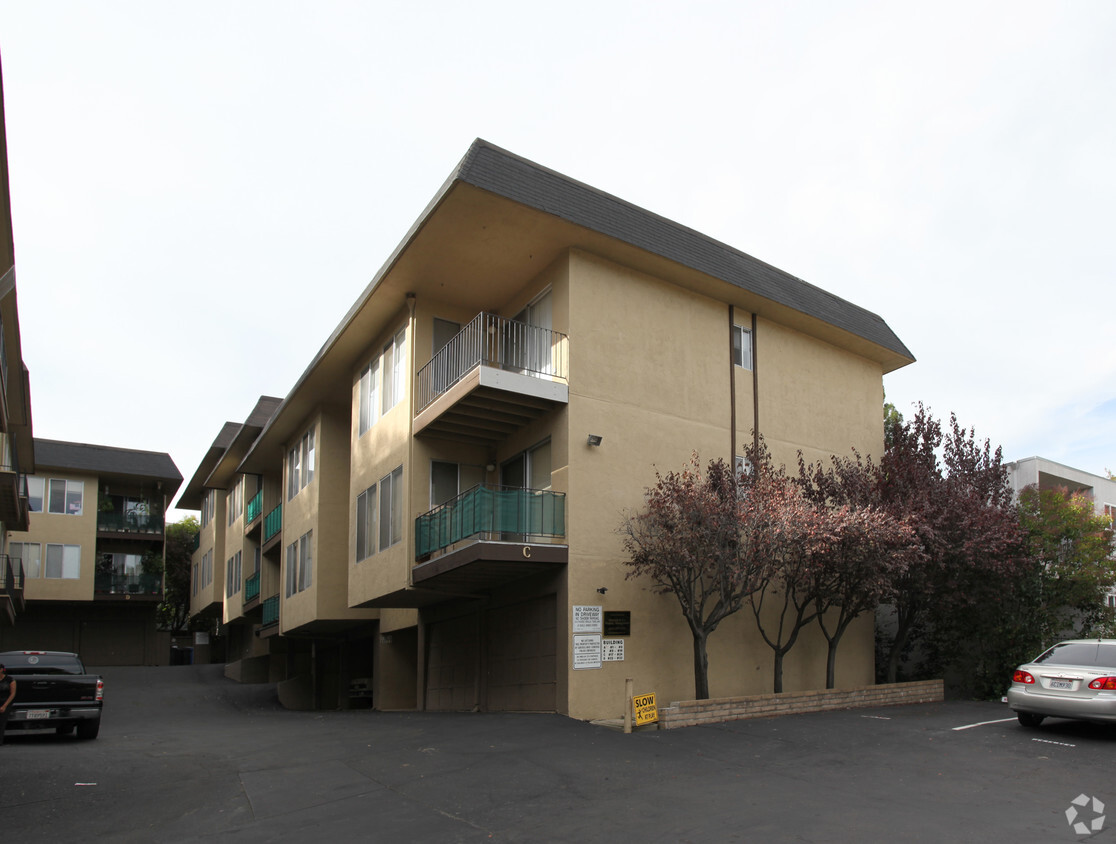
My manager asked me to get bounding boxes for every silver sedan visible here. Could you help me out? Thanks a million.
[1007,639,1116,727]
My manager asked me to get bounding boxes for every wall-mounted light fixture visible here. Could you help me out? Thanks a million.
[587,434,603,447]
[596,587,608,595]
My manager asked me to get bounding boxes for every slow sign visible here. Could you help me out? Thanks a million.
[633,692,657,726]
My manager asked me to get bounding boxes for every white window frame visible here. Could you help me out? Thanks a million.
[358,357,380,436]
[285,531,313,596]
[226,479,243,526]
[356,483,377,562]
[733,324,753,371]
[48,479,84,516]
[379,466,404,551]
[287,427,316,501]
[44,543,81,579]
[26,477,44,513]
[10,541,41,578]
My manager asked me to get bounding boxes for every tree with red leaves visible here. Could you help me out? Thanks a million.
[621,454,768,700]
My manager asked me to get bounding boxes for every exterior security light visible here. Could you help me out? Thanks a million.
[587,434,603,447]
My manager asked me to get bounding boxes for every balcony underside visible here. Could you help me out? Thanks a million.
[362,540,567,608]
[0,470,28,531]
[414,366,568,444]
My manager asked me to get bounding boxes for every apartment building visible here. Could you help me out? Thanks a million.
[0,439,182,664]
[181,140,915,719]
[0,53,34,628]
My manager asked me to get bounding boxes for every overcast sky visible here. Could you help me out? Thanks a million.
[0,1,1113,519]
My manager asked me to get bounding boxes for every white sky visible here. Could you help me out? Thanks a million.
[0,1,1113,521]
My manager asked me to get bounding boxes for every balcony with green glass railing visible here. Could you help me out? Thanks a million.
[261,594,279,628]
[245,490,262,525]
[415,484,566,560]
[263,504,282,544]
[244,570,260,603]
[97,508,165,535]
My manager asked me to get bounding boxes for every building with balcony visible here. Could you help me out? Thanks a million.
[0,54,34,629]
[0,439,182,664]
[178,140,915,718]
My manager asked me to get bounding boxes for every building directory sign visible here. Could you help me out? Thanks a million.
[602,638,625,661]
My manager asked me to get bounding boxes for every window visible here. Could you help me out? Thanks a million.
[732,324,752,370]
[48,479,83,515]
[356,483,377,562]
[287,427,315,500]
[200,549,212,588]
[431,461,483,507]
[26,477,44,513]
[382,327,406,415]
[285,531,313,596]
[44,544,81,579]
[226,480,243,526]
[192,560,199,595]
[358,358,379,435]
[10,542,41,578]
[379,466,404,550]
[735,456,753,478]
[226,550,242,597]
[1107,592,1116,609]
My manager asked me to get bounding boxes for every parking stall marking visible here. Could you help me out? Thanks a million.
[951,717,1018,731]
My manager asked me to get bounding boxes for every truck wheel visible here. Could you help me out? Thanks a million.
[76,719,100,740]
[1016,712,1045,728]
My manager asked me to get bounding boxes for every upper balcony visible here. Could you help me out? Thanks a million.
[0,436,30,531]
[0,554,25,624]
[414,313,568,444]
[97,496,165,538]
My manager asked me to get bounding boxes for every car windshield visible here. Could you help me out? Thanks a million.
[1033,642,1116,668]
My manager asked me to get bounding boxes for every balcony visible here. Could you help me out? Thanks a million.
[385,485,567,606]
[245,490,262,526]
[0,554,25,622]
[259,594,279,638]
[244,570,260,605]
[0,467,29,532]
[262,504,282,555]
[413,313,568,444]
[94,572,163,598]
[98,510,165,536]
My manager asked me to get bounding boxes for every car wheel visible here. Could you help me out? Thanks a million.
[1017,712,1045,728]
[76,719,100,740]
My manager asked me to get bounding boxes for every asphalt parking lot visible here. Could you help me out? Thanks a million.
[1,664,1112,843]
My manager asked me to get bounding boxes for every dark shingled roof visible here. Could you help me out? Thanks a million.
[33,438,182,492]
[453,140,913,362]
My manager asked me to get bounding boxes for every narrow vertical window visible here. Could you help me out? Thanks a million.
[732,325,753,370]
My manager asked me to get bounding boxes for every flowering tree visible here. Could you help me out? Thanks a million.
[621,454,767,699]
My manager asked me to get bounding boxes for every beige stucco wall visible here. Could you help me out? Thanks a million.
[561,250,880,721]
[190,491,226,618]
[11,471,98,602]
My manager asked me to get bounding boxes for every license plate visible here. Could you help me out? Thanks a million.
[25,709,51,720]
[1050,680,1073,690]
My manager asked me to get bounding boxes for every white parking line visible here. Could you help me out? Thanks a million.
[1031,738,1076,747]
[951,717,1018,731]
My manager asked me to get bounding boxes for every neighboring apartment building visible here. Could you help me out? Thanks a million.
[0,439,183,664]
[179,140,915,719]
[1006,456,1116,609]
[0,53,35,628]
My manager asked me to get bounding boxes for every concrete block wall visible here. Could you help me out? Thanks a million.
[658,680,944,729]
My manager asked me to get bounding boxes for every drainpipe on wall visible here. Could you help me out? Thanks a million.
[729,306,737,461]
[752,313,759,454]
[406,292,417,589]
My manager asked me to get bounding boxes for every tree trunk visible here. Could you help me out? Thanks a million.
[826,639,838,689]
[886,604,917,684]
[692,631,710,700]
[772,649,784,693]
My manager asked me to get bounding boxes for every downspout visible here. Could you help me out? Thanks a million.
[406,293,417,588]
[729,306,737,460]
[752,313,760,453]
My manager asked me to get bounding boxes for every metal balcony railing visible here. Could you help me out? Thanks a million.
[0,554,23,593]
[414,313,568,413]
[98,511,166,534]
[415,484,566,559]
[264,505,282,543]
[244,570,260,603]
[246,490,262,524]
[94,572,163,596]
[261,594,279,627]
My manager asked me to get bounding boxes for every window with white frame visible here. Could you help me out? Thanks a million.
[382,327,406,416]
[358,357,380,435]
[26,477,44,513]
[44,543,81,579]
[48,479,84,515]
[192,560,199,595]
[201,490,211,528]
[287,427,316,500]
[378,466,404,551]
[285,531,313,596]
[226,550,242,596]
[9,541,41,578]
[356,483,377,562]
[732,324,753,370]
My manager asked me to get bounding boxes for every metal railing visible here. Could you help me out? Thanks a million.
[261,594,279,627]
[0,554,23,594]
[246,490,262,524]
[244,570,260,603]
[414,313,568,413]
[415,484,566,559]
[98,511,166,534]
[94,572,163,595]
[264,505,282,543]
